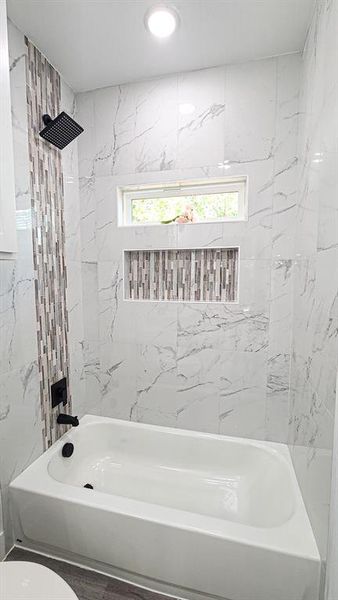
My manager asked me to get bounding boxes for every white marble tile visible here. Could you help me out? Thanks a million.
[63,175,82,263]
[266,260,293,442]
[315,82,338,156]
[238,258,271,311]
[94,84,136,177]
[176,343,223,433]
[316,150,338,254]
[218,351,267,440]
[82,261,99,343]
[176,381,220,434]
[310,248,338,415]
[75,92,96,180]
[8,21,34,262]
[134,75,178,173]
[177,300,268,359]
[99,343,137,421]
[95,176,119,262]
[133,407,177,428]
[0,259,37,375]
[291,257,317,362]
[67,260,84,346]
[80,175,97,262]
[176,221,224,250]
[272,55,300,260]
[97,260,124,350]
[81,261,100,416]
[82,339,102,417]
[121,222,179,253]
[274,54,301,175]
[224,58,276,162]
[8,21,29,202]
[0,360,43,549]
[8,21,27,132]
[218,160,274,260]
[134,343,177,417]
[177,67,225,169]
[290,444,332,559]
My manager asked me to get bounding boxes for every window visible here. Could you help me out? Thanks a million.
[119,177,247,226]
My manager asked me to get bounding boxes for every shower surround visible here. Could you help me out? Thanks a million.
[77,54,301,441]
[0,0,337,581]
[75,15,338,566]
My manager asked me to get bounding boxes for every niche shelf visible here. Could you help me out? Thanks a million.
[124,247,239,303]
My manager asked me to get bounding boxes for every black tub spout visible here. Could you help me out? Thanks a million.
[57,413,79,427]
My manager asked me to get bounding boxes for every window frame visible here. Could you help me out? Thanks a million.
[119,177,248,227]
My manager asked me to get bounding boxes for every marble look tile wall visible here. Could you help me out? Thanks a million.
[0,21,42,555]
[288,0,338,566]
[77,54,301,440]
[0,22,83,556]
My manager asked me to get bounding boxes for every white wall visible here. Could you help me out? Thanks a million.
[0,491,5,557]
[288,0,338,567]
[326,376,338,599]
[76,54,301,441]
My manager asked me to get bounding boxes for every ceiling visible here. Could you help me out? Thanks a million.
[7,0,314,93]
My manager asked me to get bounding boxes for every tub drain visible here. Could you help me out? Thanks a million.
[84,483,94,489]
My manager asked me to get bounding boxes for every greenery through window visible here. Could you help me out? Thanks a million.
[131,192,239,224]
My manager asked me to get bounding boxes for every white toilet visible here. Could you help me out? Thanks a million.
[0,561,79,599]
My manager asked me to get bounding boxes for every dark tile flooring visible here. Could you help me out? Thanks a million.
[6,547,177,600]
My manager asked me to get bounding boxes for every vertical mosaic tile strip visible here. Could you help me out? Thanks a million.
[125,248,239,302]
[26,39,71,448]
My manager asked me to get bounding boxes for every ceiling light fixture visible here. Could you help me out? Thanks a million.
[145,5,179,39]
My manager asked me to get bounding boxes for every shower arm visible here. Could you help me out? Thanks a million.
[42,114,53,125]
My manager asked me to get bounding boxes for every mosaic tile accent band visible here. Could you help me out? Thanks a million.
[26,39,71,448]
[125,248,239,302]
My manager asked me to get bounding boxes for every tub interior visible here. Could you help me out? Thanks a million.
[48,422,295,528]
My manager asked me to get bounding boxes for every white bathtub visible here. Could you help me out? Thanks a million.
[10,415,320,600]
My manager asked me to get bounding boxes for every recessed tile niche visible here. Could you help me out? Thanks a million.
[124,247,239,303]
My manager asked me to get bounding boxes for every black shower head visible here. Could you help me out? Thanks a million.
[39,112,84,149]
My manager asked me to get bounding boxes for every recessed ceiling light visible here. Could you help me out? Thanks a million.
[145,5,179,39]
[179,103,195,115]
